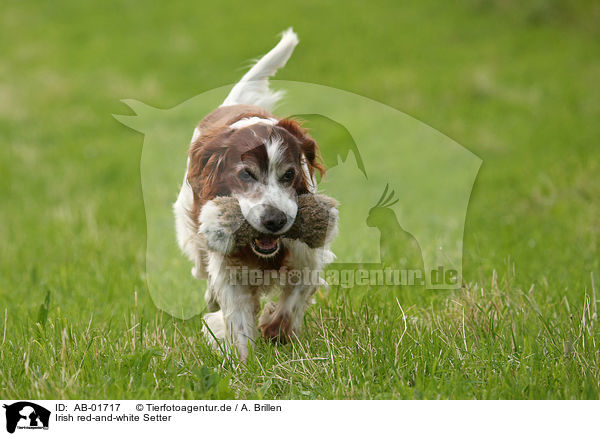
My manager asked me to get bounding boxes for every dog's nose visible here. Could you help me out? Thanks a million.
[261,206,287,233]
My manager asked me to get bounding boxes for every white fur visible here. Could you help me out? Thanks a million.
[191,127,201,142]
[202,310,226,348]
[199,201,235,254]
[222,28,299,110]
[230,117,277,129]
[301,154,317,193]
[203,251,260,360]
[265,133,284,164]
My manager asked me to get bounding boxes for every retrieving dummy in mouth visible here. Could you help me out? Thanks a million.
[200,194,338,255]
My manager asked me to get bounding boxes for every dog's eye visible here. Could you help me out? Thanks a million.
[280,169,295,183]
[239,169,257,182]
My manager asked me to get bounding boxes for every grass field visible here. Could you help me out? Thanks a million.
[1,0,600,399]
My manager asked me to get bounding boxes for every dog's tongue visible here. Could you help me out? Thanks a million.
[255,236,278,251]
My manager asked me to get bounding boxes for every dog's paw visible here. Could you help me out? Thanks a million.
[199,201,235,254]
[258,301,277,324]
[258,303,292,343]
[202,310,227,350]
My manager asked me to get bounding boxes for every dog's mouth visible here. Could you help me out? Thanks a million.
[251,236,281,258]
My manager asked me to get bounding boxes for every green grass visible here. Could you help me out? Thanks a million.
[1,0,600,399]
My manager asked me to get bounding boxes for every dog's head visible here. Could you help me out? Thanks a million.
[188,117,324,257]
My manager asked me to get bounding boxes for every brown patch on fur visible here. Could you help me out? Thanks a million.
[277,118,326,184]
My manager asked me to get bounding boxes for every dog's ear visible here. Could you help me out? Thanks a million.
[187,129,230,199]
[277,118,325,180]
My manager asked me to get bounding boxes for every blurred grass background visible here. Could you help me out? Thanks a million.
[0,0,599,399]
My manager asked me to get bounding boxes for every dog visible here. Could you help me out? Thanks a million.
[173,28,337,360]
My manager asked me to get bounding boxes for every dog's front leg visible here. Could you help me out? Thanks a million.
[220,284,260,361]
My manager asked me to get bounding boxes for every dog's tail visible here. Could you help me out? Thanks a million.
[221,28,298,111]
